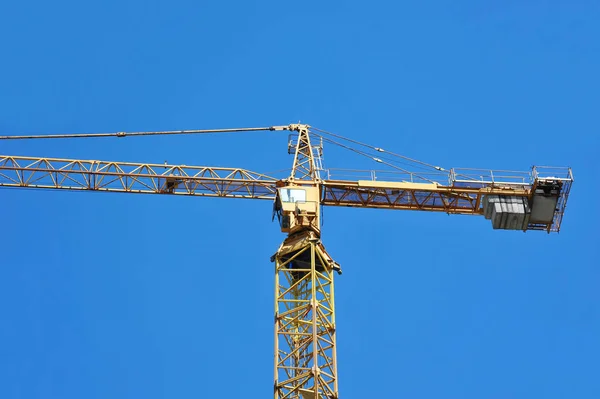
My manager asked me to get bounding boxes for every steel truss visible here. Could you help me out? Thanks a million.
[289,126,320,181]
[1,155,567,231]
[273,232,339,399]
[0,155,277,199]
[0,123,573,399]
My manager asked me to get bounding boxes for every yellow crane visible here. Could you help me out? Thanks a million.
[0,123,573,399]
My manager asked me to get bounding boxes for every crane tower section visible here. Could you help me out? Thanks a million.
[0,122,574,399]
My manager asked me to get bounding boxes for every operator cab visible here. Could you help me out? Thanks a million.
[273,185,320,234]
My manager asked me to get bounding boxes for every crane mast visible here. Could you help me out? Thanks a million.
[272,125,340,398]
[0,123,573,399]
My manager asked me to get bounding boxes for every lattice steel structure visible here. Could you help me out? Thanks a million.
[273,232,339,399]
[0,123,574,398]
[288,124,323,181]
[0,155,277,198]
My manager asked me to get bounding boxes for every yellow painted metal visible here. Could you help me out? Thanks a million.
[0,155,566,234]
[0,123,574,398]
[0,155,277,199]
[357,180,441,190]
[273,231,338,399]
[321,179,531,215]
[289,124,320,181]
[275,185,321,234]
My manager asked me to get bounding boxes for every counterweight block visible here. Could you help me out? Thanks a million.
[481,173,572,232]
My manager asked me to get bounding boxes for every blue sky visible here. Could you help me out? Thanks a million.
[1,1,599,398]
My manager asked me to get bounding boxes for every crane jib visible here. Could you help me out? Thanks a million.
[0,123,574,398]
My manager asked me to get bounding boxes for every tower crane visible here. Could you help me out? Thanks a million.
[0,123,574,399]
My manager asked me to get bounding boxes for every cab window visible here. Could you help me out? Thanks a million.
[279,188,306,203]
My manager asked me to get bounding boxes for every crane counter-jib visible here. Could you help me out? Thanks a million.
[0,123,574,398]
[320,179,530,212]
[320,169,573,233]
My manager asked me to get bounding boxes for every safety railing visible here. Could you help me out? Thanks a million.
[449,168,533,189]
[532,166,574,183]
[324,168,449,185]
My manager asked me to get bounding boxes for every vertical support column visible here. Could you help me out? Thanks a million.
[274,234,339,399]
[289,125,320,181]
